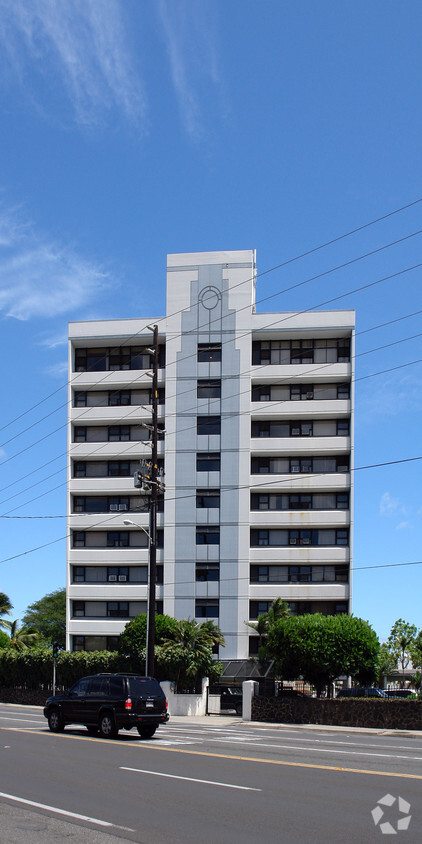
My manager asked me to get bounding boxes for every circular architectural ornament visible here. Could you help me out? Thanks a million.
[198,286,221,310]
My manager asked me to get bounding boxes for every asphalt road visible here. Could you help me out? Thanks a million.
[1,704,422,843]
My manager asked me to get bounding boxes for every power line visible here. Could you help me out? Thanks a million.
[0,453,421,562]
[1,350,422,517]
[1,256,422,473]
[1,195,421,437]
[2,300,421,502]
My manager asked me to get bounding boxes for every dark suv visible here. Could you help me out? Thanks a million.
[44,674,169,739]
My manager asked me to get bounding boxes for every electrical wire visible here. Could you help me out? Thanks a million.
[1,194,422,437]
[1,256,422,473]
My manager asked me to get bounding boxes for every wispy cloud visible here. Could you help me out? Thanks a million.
[157,0,224,139]
[396,521,411,531]
[379,492,401,516]
[0,204,112,320]
[357,370,422,421]
[0,0,146,127]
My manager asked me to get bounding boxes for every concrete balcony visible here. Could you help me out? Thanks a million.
[250,363,351,381]
[70,405,165,424]
[251,436,350,455]
[68,583,149,600]
[69,441,164,459]
[249,547,349,564]
[70,368,165,389]
[68,619,130,636]
[250,472,350,492]
[248,583,349,601]
[250,510,349,528]
[250,400,350,418]
[69,477,149,495]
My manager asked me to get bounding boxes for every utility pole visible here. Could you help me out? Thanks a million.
[147,323,159,678]
[131,325,163,677]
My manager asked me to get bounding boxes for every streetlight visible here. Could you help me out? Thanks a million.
[123,518,155,677]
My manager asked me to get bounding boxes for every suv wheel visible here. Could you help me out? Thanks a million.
[137,725,156,739]
[99,712,118,739]
[48,708,64,733]
[235,703,242,716]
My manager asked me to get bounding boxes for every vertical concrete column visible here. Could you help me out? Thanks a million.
[242,680,259,720]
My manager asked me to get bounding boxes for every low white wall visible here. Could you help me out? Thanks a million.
[160,678,209,716]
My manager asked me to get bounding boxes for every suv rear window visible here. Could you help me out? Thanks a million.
[128,678,162,697]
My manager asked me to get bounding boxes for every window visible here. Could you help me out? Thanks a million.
[107,531,129,548]
[74,345,164,373]
[73,567,85,582]
[197,416,221,435]
[108,390,131,406]
[249,601,272,619]
[250,529,348,547]
[252,338,351,366]
[197,380,221,399]
[108,426,130,442]
[72,636,119,653]
[249,637,260,656]
[195,599,219,618]
[196,527,220,545]
[196,490,220,508]
[198,343,221,363]
[197,453,220,472]
[108,461,131,477]
[337,420,350,436]
[74,427,86,443]
[107,602,129,618]
[195,563,220,582]
[74,391,87,407]
[73,532,86,548]
[107,567,129,582]
[291,384,314,400]
[74,462,86,478]
[337,384,350,399]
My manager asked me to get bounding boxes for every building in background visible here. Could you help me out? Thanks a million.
[67,250,354,658]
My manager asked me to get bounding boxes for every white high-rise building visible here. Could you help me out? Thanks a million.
[67,250,354,659]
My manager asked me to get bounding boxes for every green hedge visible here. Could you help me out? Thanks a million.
[0,648,137,690]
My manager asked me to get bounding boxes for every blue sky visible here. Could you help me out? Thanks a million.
[0,0,421,642]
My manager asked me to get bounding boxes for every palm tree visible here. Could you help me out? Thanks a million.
[246,598,291,659]
[8,620,39,651]
[0,592,13,629]
[160,618,224,691]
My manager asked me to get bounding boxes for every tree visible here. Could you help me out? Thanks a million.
[7,620,39,651]
[0,592,13,632]
[0,630,11,648]
[22,588,66,648]
[118,613,179,661]
[266,613,380,697]
[159,618,224,692]
[377,641,397,687]
[246,598,291,661]
[387,618,417,687]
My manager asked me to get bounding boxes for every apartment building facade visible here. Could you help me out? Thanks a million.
[67,249,354,659]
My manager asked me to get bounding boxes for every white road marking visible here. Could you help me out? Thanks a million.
[0,716,44,723]
[0,791,135,831]
[203,738,422,761]
[120,766,262,791]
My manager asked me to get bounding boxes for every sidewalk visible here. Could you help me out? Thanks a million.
[168,712,422,737]
[3,704,422,738]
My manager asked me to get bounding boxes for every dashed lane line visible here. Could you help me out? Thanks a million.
[3,726,422,780]
[120,766,262,790]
